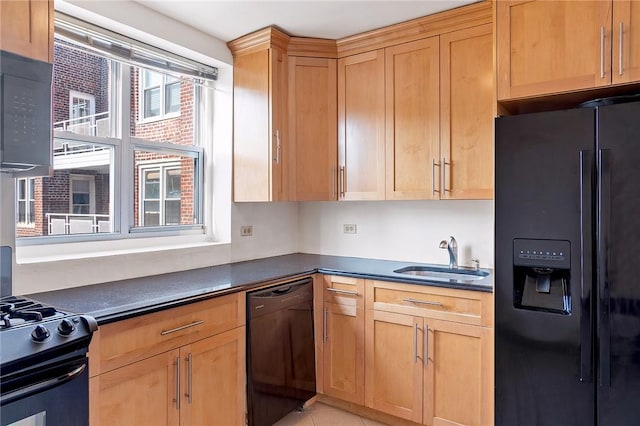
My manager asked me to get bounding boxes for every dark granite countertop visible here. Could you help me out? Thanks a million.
[28,253,493,324]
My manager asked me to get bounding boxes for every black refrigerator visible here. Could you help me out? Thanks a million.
[495,97,640,426]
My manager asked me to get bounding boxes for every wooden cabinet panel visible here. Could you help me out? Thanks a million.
[90,350,180,426]
[613,1,640,84]
[384,37,440,200]
[180,327,246,426]
[0,0,52,62]
[233,46,288,201]
[338,49,386,200]
[440,24,493,200]
[323,303,365,404]
[497,0,613,100]
[288,57,338,201]
[423,320,485,426]
[365,309,423,423]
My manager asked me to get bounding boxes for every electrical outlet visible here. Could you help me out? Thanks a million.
[343,224,357,234]
[240,225,253,237]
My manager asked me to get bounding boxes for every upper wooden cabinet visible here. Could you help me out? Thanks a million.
[385,37,440,200]
[337,50,386,201]
[0,0,53,62]
[497,0,640,100]
[613,0,640,84]
[229,29,289,202]
[440,24,494,200]
[288,56,338,201]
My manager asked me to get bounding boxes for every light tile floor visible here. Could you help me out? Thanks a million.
[273,402,389,426]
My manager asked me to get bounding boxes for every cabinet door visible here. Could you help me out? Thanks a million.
[288,57,338,201]
[496,0,612,100]
[90,350,180,426]
[233,47,287,201]
[323,302,365,404]
[338,49,386,200]
[613,0,640,84]
[0,0,52,62]
[440,24,494,200]
[365,310,423,423]
[385,37,440,200]
[180,327,246,426]
[423,320,493,426]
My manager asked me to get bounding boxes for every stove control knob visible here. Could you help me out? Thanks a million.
[58,319,76,336]
[31,325,51,342]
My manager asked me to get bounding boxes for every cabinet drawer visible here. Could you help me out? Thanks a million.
[366,280,492,326]
[323,275,364,309]
[91,292,245,375]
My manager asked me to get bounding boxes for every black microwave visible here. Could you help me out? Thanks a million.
[0,50,53,176]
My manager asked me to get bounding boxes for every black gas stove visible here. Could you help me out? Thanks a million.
[0,295,97,426]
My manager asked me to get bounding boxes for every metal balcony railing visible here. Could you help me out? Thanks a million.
[54,112,111,139]
[46,213,111,235]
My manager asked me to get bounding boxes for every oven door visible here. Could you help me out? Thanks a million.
[1,356,89,426]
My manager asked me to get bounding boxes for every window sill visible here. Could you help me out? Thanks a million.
[136,112,181,125]
[16,235,229,265]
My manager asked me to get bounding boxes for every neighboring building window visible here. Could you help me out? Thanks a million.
[141,70,181,120]
[17,178,35,225]
[70,175,95,214]
[139,163,181,226]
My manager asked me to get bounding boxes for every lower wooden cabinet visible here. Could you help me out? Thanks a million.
[319,275,365,405]
[89,293,246,426]
[363,281,493,426]
[90,327,245,426]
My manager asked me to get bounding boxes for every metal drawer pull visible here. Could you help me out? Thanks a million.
[442,157,450,193]
[175,357,181,409]
[323,308,328,342]
[161,320,204,336]
[413,323,418,363]
[431,159,440,195]
[425,325,429,366]
[619,22,624,76]
[186,353,193,404]
[403,298,443,307]
[600,26,605,79]
[326,288,359,296]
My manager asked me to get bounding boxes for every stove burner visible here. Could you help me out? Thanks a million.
[0,296,66,329]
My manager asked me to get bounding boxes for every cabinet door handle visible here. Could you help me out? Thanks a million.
[403,298,443,307]
[323,308,328,342]
[273,130,281,164]
[326,288,359,296]
[174,356,181,410]
[431,159,441,195]
[186,353,193,404]
[424,325,429,366]
[331,166,336,199]
[619,22,624,76]
[600,26,606,79]
[442,157,450,193]
[339,166,346,198]
[413,323,419,363]
[161,320,204,336]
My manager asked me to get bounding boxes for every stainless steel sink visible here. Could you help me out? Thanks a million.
[393,266,489,282]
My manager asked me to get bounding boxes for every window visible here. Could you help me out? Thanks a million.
[141,70,181,120]
[16,178,36,225]
[16,18,216,243]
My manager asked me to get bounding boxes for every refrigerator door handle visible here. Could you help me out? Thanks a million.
[579,150,594,383]
[598,148,612,388]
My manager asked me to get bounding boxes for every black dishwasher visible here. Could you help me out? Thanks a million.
[247,278,316,426]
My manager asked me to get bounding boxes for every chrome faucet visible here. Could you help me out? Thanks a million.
[439,236,458,269]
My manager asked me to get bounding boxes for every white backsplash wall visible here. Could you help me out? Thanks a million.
[298,200,494,268]
[231,202,299,262]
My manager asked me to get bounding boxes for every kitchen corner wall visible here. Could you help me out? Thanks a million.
[298,200,494,268]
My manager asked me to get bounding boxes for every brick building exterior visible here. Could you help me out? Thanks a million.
[17,40,196,238]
